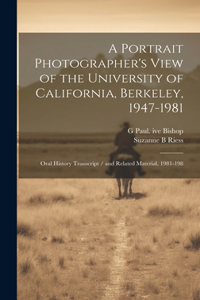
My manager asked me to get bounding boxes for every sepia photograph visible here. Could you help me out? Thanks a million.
[17,1,200,300]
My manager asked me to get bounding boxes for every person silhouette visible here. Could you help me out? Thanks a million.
[105,122,146,176]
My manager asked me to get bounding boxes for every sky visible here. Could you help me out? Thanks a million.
[17,0,200,87]
[19,33,200,87]
[18,0,200,33]
[17,0,200,133]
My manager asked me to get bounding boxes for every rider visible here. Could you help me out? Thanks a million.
[105,122,146,176]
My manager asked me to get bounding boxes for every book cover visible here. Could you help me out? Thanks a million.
[17,2,200,300]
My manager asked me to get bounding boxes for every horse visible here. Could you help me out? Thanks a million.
[113,152,137,199]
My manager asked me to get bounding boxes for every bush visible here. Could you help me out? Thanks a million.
[187,231,200,250]
[148,205,182,217]
[17,222,34,237]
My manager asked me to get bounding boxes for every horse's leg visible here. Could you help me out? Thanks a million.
[129,179,133,195]
[117,178,122,199]
[123,179,129,199]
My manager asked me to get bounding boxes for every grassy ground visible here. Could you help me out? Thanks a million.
[19,141,200,178]
[17,178,200,300]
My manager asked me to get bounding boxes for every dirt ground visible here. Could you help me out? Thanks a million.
[17,178,200,300]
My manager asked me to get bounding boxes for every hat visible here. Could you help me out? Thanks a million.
[121,122,130,128]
